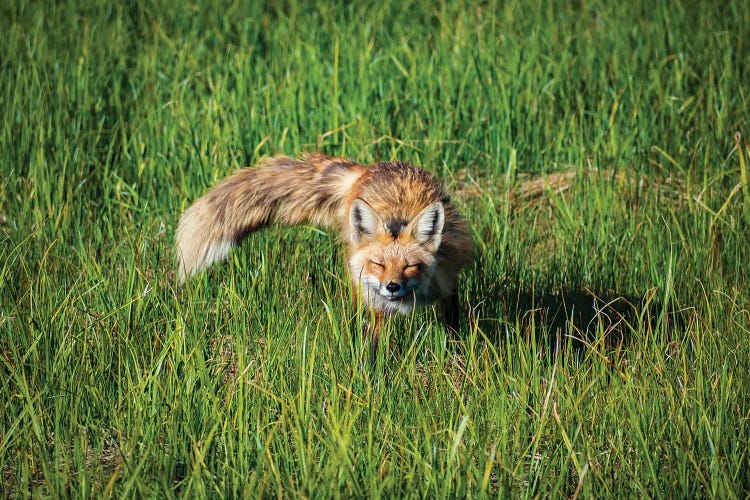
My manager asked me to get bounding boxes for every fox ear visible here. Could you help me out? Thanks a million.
[349,199,382,243]
[411,202,445,252]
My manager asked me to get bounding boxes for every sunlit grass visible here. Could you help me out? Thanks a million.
[1,0,749,496]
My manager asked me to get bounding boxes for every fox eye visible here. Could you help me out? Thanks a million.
[369,260,385,268]
[404,263,421,271]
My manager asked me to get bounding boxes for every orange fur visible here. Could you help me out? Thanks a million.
[176,153,473,330]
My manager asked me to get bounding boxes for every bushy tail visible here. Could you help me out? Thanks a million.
[176,153,364,282]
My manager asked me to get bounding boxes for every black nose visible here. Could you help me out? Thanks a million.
[385,282,401,293]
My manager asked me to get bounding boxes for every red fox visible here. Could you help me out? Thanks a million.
[176,153,473,338]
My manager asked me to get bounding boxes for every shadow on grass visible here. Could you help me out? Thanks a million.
[469,280,686,357]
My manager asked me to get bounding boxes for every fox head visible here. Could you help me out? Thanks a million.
[348,198,445,312]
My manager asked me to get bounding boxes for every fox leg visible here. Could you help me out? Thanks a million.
[352,282,384,364]
[367,312,385,365]
[440,293,460,334]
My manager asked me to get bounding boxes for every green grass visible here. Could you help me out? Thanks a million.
[2,0,749,496]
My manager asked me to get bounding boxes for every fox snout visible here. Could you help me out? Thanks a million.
[380,278,412,300]
[359,258,426,302]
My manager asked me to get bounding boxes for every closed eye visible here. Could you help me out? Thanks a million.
[404,263,422,271]
[370,260,385,268]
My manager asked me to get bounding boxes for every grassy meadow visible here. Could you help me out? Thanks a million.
[2,0,750,496]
